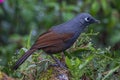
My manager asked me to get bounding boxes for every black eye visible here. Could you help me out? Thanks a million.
[84,17,90,22]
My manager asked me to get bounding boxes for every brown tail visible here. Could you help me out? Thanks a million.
[13,49,36,70]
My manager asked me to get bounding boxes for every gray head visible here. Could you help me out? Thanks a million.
[76,13,100,26]
[51,13,100,34]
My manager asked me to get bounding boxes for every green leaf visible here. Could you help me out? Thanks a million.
[26,30,32,48]
[79,54,94,69]
[65,56,72,69]
[101,0,110,15]
[91,1,100,15]
[102,66,120,80]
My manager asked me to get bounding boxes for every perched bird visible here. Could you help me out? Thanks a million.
[13,13,100,70]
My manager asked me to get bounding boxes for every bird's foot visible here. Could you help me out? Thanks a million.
[50,62,67,69]
[56,60,67,69]
[50,54,67,69]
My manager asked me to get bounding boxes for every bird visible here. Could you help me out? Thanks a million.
[13,13,100,70]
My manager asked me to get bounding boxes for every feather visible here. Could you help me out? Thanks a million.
[13,49,36,70]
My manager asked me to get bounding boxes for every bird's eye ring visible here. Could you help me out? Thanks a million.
[85,17,90,22]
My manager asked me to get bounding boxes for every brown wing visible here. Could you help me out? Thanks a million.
[31,30,74,50]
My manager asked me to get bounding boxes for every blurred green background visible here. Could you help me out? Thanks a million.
[0,0,120,79]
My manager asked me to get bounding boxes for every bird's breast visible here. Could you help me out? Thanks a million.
[63,31,81,50]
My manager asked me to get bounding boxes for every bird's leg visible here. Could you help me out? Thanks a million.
[50,54,61,66]
[61,52,65,62]
[60,52,66,66]
[50,54,67,69]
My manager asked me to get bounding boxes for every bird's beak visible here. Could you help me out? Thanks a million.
[94,19,100,24]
